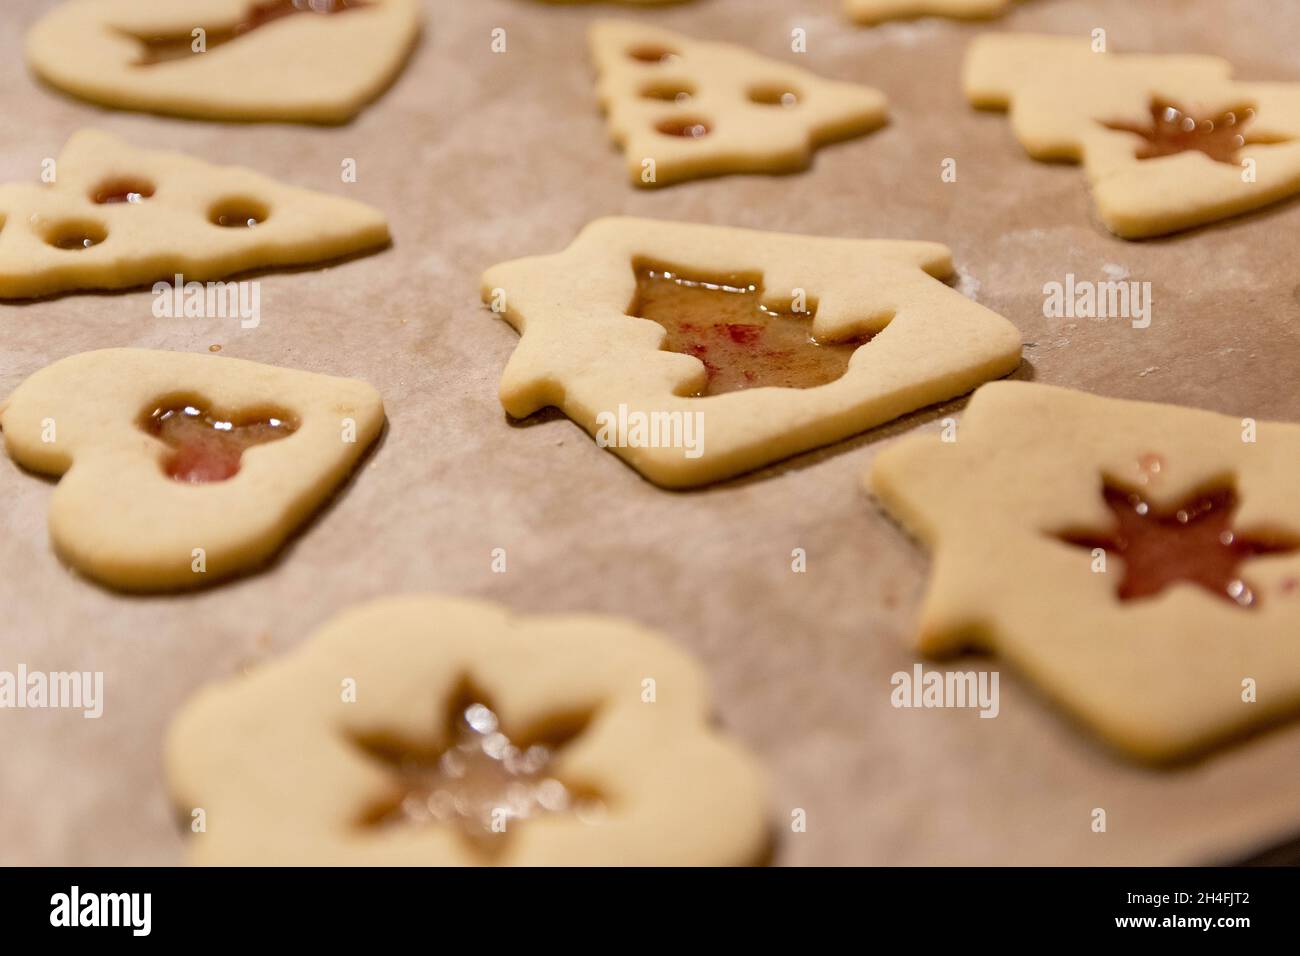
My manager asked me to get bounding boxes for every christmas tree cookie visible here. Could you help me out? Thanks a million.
[0,129,389,299]
[589,20,888,187]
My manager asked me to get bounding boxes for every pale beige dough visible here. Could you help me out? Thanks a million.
[869,382,1300,761]
[480,217,1023,488]
[0,129,389,299]
[0,348,385,592]
[165,595,770,866]
[964,33,1300,238]
[589,20,888,188]
[26,0,421,123]
[846,0,1014,24]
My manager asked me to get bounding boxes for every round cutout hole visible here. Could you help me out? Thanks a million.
[44,220,107,251]
[627,45,679,65]
[749,86,800,108]
[656,118,711,139]
[641,84,694,104]
[209,198,269,229]
[92,178,155,204]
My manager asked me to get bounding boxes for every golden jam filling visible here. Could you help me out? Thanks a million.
[628,265,871,396]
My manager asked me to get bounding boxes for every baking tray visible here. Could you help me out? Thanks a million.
[2,0,1298,865]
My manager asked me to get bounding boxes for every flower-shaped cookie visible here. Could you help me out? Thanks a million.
[0,129,389,299]
[846,0,1013,24]
[869,382,1300,760]
[27,0,421,123]
[589,20,887,187]
[0,348,385,591]
[481,217,1022,487]
[165,596,770,866]
[964,34,1300,238]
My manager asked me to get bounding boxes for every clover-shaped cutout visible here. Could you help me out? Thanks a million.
[0,348,384,591]
[870,381,1300,761]
[140,397,298,483]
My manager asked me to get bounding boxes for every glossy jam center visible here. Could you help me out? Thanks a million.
[357,698,598,858]
[1102,98,1277,165]
[129,0,370,66]
[629,265,871,396]
[1058,483,1299,608]
[143,403,296,483]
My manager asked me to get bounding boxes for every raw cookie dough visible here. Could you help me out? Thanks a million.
[481,217,1023,488]
[26,0,421,123]
[0,348,385,592]
[589,20,888,187]
[165,595,770,866]
[0,129,389,299]
[869,382,1300,761]
[846,0,1014,25]
[964,33,1300,238]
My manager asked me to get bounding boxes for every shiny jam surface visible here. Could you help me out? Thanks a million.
[1058,483,1299,608]
[355,693,600,858]
[143,403,296,483]
[129,0,370,65]
[1102,98,1278,165]
[629,265,871,396]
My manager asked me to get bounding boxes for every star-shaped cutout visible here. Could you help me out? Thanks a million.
[350,680,601,861]
[1102,97,1287,165]
[1057,482,1300,608]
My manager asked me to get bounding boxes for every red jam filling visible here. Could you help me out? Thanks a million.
[628,264,871,396]
[142,403,297,483]
[1102,98,1283,165]
[354,689,600,858]
[128,0,371,66]
[1058,483,1299,608]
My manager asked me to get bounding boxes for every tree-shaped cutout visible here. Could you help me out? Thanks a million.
[1057,482,1300,608]
[629,262,872,395]
[351,679,602,861]
[140,399,298,483]
[1102,98,1289,165]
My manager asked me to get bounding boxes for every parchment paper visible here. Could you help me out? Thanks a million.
[2,0,1298,866]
